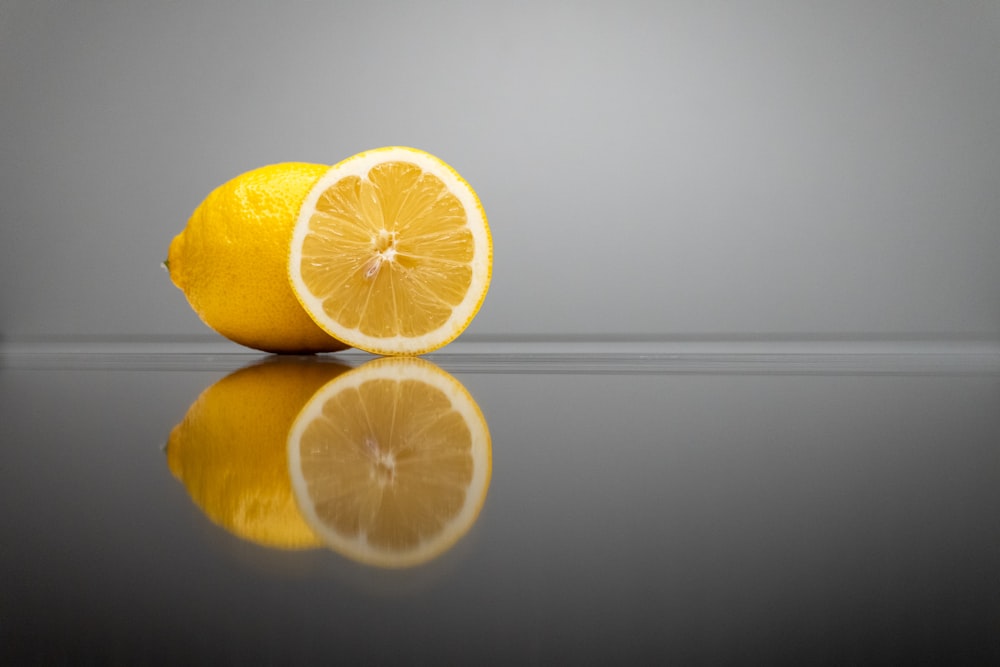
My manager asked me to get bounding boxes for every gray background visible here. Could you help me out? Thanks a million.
[2,1,998,342]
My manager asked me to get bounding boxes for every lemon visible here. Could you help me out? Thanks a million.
[167,163,349,354]
[166,356,349,550]
[288,357,492,568]
[289,147,492,355]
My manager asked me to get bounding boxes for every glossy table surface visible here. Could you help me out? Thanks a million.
[3,342,999,665]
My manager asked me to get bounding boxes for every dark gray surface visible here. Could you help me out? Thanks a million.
[2,352,999,664]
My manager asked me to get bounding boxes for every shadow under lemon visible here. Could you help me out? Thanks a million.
[166,356,492,569]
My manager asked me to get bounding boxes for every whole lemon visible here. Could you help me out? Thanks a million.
[166,356,350,550]
[166,163,348,353]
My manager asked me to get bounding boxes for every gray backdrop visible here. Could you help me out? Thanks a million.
[2,1,998,342]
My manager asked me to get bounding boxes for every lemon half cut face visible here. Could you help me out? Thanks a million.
[287,357,492,568]
[288,147,493,356]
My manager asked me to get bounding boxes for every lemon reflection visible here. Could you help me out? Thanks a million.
[288,357,492,569]
[167,356,491,569]
[166,356,349,550]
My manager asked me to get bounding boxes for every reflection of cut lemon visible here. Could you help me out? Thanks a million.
[288,357,492,568]
[166,357,349,550]
[288,147,492,356]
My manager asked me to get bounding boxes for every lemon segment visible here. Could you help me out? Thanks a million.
[289,147,492,355]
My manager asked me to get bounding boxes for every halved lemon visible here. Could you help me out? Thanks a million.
[287,357,492,568]
[288,146,492,355]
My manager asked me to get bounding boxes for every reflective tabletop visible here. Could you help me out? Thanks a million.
[2,343,999,664]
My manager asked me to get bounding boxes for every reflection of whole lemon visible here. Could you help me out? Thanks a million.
[166,357,349,550]
[166,163,348,353]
